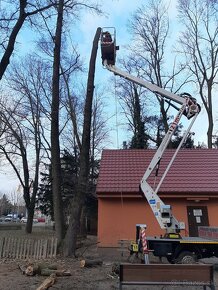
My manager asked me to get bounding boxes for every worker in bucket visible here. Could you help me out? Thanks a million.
[101,31,112,43]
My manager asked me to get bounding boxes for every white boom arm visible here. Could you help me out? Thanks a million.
[100,31,200,233]
[103,61,186,106]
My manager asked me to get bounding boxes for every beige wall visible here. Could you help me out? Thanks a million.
[98,196,218,247]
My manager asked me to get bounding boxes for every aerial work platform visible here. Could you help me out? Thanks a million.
[100,27,119,65]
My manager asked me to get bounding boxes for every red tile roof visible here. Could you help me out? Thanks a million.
[96,149,218,195]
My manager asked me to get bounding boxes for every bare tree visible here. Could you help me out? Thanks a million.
[90,90,110,156]
[0,55,48,233]
[50,0,65,245]
[64,27,101,256]
[128,0,172,133]
[178,0,218,148]
[10,188,24,218]
[46,0,102,245]
[115,58,150,148]
[0,0,55,80]
[121,0,190,147]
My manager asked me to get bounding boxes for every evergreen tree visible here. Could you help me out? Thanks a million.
[37,167,53,219]
[151,115,195,149]
[0,194,13,216]
[37,149,98,224]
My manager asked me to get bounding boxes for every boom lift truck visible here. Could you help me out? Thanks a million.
[100,28,218,264]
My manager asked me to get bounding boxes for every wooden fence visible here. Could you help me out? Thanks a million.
[0,236,57,259]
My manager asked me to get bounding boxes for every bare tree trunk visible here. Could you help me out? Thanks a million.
[0,2,26,79]
[26,204,34,233]
[25,170,40,233]
[23,185,32,233]
[51,0,65,244]
[207,87,213,148]
[64,27,101,257]
[0,1,54,80]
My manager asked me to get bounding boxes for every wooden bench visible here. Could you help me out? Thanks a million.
[119,264,215,289]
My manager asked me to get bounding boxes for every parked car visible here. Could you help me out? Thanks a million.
[4,216,12,222]
[37,217,45,223]
[4,214,19,222]
[5,214,13,221]
[21,217,38,223]
[20,217,27,223]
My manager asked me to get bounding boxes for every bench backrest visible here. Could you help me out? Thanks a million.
[120,264,214,286]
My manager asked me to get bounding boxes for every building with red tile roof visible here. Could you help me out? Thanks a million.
[96,149,218,247]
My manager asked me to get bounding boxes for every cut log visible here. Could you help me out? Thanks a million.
[35,274,56,290]
[25,265,40,276]
[24,263,58,276]
[18,263,26,274]
[80,259,103,268]
[38,263,58,270]
[41,269,71,276]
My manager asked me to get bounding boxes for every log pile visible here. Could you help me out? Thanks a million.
[18,262,71,277]
[18,262,71,290]
[25,263,55,276]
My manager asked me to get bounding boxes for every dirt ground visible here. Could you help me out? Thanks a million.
[0,235,218,290]
[0,257,118,290]
[0,236,118,290]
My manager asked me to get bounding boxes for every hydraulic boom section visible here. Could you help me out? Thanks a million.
[100,28,201,235]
